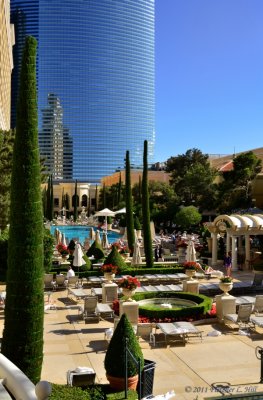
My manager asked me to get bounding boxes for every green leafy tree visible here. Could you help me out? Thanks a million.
[142,141,153,267]
[0,129,15,230]
[1,36,44,383]
[175,206,202,230]
[166,148,217,211]
[217,151,262,213]
[125,151,135,254]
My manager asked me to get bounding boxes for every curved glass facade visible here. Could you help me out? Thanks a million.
[11,0,155,183]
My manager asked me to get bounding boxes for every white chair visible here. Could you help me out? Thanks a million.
[224,304,253,329]
[253,295,263,315]
[80,296,100,323]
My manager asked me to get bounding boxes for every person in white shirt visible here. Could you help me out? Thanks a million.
[66,266,75,279]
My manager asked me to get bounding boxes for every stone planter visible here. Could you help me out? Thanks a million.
[185,269,196,280]
[104,273,115,283]
[122,288,136,301]
[219,282,233,295]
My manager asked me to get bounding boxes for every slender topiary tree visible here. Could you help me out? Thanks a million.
[117,171,122,205]
[125,151,135,254]
[142,140,153,267]
[46,175,51,220]
[86,240,105,260]
[50,174,54,220]
[1,36,44,383]
[103,245,127,271]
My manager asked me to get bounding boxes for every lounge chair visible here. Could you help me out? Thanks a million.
[43,274,56,291]
[253,295,263,315]
[66,276,78,288]
[154,322,203,346]
[55,274,66,290]
[80,296,100,323]
[224,304,253,329]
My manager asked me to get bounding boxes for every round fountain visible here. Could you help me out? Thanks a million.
[138,297,197,311]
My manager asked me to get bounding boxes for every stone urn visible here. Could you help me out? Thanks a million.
[104,273,115,283]
[219,282,233,295]
[185,269,196,280]
[122,288,136,301]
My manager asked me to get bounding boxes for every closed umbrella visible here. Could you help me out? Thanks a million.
[61,232,67,247]
[89,227,96,241]
[186,240,196,262]
[57,229,62,244]
[95,229,101,244]
[102,231,109,249]
[83,237,91,251]
[73,243,86,276]
[132,240,142,266]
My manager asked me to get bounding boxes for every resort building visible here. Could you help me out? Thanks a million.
[0,0,14,131]
[10,0,155,183]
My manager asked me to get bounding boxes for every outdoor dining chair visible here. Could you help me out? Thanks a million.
[253,295,263,315]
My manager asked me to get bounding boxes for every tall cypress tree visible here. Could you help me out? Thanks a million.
[141,140,153,267]
[73,179,78,222]
[2,36,44,383]
[50,174,54,221]
[125,151,135,254]
[95,184,98,211]
[117,171,122,205]
[46,175,51,220]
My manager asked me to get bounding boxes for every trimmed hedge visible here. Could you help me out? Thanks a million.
[132,291,212,321]
[50,384,137,400]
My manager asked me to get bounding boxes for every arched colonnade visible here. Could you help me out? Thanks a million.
[205,214,263,271]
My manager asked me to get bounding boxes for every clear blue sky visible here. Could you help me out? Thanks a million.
[155,0,263,162]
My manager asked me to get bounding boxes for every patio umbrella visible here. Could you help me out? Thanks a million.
[186,240,196,262]
[89,227,96,241]
[95,229,101,244]
[73,243,86,276]
[54,228,60,244]
[114,207,126,214]
[131,240,142,266]
[102,231,109,249]
[94,208,116,233]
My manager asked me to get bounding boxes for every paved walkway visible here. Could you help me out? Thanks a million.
[1,271,263,399]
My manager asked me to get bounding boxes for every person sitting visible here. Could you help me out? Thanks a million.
[67,266,75,279]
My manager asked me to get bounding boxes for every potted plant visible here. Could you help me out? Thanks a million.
[219,275,233,295]
[183,261,198,280]
[104,313,144,390]
[56,243,69,259]
[119,276,141,301]
[101,264,118,283]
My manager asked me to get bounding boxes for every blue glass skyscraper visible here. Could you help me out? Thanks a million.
[11,0,155,183]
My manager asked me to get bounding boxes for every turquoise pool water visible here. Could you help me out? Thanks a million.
[50,225,121,245]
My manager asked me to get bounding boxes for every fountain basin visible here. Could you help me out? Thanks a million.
[138,297,197,311]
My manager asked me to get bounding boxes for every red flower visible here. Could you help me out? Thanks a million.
[56,243,69,255]
[101,264,118,274]
[119,276,140,290]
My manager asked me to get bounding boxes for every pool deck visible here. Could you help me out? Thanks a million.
[1,270,263,399]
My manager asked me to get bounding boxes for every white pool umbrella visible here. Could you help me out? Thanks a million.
[114,207,126,214]
[132,240,142,266]
[94,208,116,233]
[186,240,196,262]
[73,243,86,276]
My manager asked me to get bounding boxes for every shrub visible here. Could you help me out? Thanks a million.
[103,245,127,271]
[81,254,92,270]
[86,240,105,260]
[0,229,8,281]
[43,228,55,273]
[133,215,141,230]
[104,313,144,378]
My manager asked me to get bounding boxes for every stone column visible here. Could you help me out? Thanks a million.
[216,294,236,322]
[182,280,199,294]
[102,283,118,303]
[212,232,218,267]
[245,234,251,270]
[119,301,139,326]
[231,236,238,271]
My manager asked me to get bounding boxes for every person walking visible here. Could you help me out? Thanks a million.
[224,251,232,276]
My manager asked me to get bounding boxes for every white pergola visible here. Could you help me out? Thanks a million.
[205,214,263,270]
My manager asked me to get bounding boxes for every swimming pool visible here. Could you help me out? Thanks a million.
[49,225,121,245]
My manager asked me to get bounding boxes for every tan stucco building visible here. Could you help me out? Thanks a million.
[0,0,14,130]
[101,169,170,187]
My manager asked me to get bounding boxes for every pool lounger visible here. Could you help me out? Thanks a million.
[155,321,203,345]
